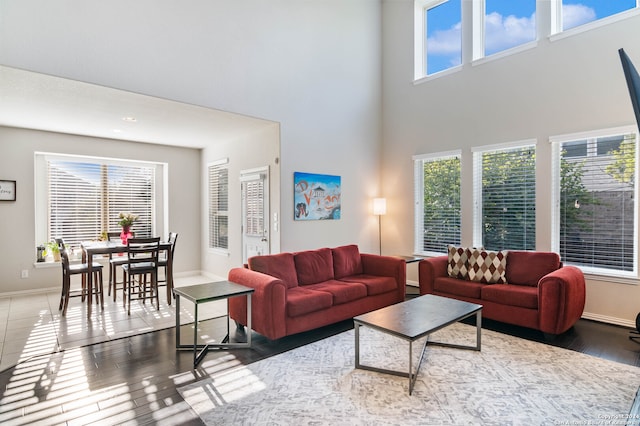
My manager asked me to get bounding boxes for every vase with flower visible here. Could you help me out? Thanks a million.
[118,212,139,245]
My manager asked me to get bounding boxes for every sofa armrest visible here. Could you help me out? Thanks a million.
[228,267,288,340]
[361,254,406,303]
[538,266,586,335]
[418,255,448,295]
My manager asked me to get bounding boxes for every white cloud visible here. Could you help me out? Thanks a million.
[427,21,462,55]
[485,11,536,54]
[562,4,597,30]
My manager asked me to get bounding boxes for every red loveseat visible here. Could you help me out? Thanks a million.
[418,250,586,335]
[228,245,406,340]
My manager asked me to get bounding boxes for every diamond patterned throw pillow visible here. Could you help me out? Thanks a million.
[467,249,507,284]
[447,245,470,279]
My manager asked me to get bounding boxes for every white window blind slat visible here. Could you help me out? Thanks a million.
[474,144,536,251]
[414,153,461,255]
[554,131,637,273]
[208,161,229,250]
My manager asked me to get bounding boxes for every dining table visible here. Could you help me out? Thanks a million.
[80,240,174,316]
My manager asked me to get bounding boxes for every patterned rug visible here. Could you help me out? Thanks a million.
[178,323,639,425]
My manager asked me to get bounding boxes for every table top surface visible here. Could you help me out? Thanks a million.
[81,240,171,253]
[173,280,254,303]
[391,255,424,263]
[354,294,482,340]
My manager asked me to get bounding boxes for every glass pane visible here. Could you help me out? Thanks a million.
[559,133,636,271]
[426,0,462,75]
[562,0,636,31]
[485,0,536,56]
[481,146,536,251]
[422,156,461,252]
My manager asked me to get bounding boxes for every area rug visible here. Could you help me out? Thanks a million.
[178,323,639,425]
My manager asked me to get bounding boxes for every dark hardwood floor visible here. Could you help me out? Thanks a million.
[1,290,639,425]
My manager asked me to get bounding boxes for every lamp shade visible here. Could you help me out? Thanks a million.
[373,198,387,215]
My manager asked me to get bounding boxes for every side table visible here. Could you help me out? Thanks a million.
[174,280,254,367]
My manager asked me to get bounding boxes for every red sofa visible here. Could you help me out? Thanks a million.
[418,250,586,335]
[228,245,406,340]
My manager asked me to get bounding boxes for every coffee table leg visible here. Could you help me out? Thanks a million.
[354,321,360,368]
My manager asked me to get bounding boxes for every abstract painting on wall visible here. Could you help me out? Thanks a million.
[294,172,341,221]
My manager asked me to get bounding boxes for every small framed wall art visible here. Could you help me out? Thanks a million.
[0,180,16,201]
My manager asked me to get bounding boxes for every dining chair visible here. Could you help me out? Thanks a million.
[122,237,160,315]
[157,232,178,301]
[107,231,133,302]
[57,238,104,316]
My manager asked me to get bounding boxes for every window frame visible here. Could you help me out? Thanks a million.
[550,0,640,39]
[413,150,462,256]
[472,139,537,251]
[208,158,230,254]
[414,0,463,81]
[34,152,166,251]
[550,126,639,281]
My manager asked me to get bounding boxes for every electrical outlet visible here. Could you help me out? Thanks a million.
[21,270,28,279]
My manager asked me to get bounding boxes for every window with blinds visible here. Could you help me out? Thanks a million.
[244,179,264,237]
[208,159,229,251]
[413,151,461,255]
[46,158,155,247]
[552,128,637,275]
[473,142,536,251]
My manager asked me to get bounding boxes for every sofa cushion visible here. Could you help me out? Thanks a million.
[286,287,334,317]
[305,280,367,305]
[339,274,397,296]
[467,249,507,284]
[248,252,298,289]
[332,244,364,279]
[506,251,561,287]
[294,247,335,285]
[481,284,538,309]
[447,245,470,279]
[434,277,484,299]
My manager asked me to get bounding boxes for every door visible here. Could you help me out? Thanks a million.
[241,167,270,263]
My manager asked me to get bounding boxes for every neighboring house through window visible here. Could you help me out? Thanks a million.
[551,126,638,277]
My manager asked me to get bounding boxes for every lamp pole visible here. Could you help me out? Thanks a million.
[373,198,386,255]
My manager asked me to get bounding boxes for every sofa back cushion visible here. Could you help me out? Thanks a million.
[332,244,363,279]
[248,252,299,288]
[294,247,335,285]
[506,251,561,286]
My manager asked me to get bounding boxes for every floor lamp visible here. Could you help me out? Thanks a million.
[373,198,387,255]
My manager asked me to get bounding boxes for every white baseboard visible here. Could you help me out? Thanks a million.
[581,312,635,329]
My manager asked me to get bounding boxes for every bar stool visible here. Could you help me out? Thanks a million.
[57,239,104,316]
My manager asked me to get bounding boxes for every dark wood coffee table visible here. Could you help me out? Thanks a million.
[354,294,482,395]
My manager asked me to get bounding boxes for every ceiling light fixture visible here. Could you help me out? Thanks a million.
[122,116,137,123]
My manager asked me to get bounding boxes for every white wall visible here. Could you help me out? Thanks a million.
[382,1,640,326]
[0,127,201,293]
[0,0,384,256]
[201,124,281,279]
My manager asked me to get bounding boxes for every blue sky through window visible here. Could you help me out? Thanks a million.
[425,1,636,75]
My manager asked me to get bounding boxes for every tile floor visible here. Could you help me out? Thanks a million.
[0,275,227,372]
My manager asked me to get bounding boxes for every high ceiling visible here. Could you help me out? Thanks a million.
[0,65,276,149]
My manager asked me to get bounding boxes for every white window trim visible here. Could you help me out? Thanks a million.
[472,139,537,248]
[549,125,639,281]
